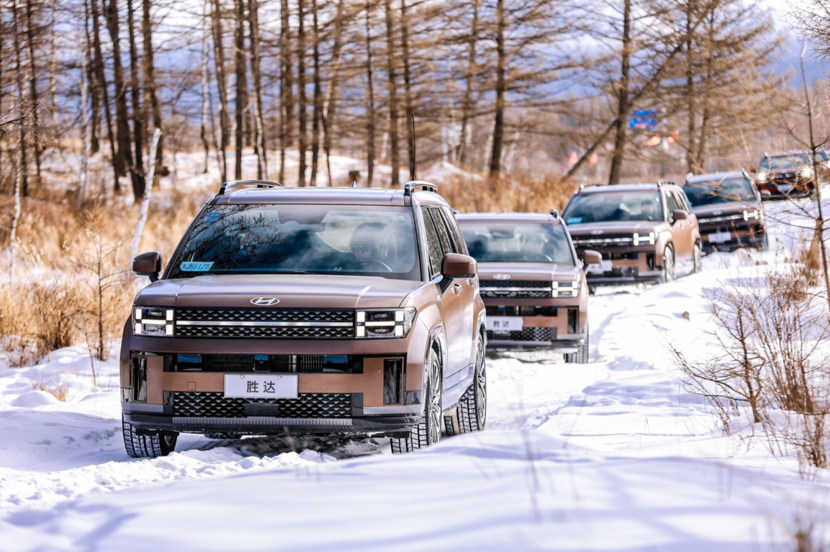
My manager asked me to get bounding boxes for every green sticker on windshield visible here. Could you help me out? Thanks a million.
[181,262,214,272]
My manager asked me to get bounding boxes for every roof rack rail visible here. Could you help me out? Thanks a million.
[550,209,559,218]
[656,180,676,187]
[579,183,607,190]
[403,180,438,197]
[218,179,283,195]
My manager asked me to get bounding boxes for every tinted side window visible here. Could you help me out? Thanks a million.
[439,207,467,254]
[421,208,444,278]
[666,191,681,216]
[428,208,454,255]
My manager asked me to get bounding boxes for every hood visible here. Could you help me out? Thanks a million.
[135,274,423,310]
[477,262,580,282]
[566,220,666,236]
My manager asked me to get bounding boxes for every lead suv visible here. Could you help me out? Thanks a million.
[456,212,600,363]
[120,180,486,457]
[563,183,702,286]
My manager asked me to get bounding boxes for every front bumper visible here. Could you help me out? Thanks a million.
[123,401,421,438]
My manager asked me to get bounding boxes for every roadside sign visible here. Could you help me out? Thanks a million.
[629,110,658,131]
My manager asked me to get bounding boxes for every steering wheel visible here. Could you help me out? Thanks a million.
[350,259,393,272]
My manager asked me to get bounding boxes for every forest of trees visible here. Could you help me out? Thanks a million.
[0,0,803,202]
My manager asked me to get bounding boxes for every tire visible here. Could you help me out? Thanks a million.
[564,326,590,364]
[692,241,702,274]
[123,416,178,458]
[458,334,487,433]
[391,347,443,453]
[659,245,675,284]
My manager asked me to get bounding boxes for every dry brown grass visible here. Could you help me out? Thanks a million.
[439,174,579,214]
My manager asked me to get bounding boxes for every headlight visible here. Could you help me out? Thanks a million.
[356,308,416,338]
[800,167,814,178]
[743,209,760,221]
[552,279,580,298]
[757,172,768,182]
[633,232,656,246]
[134,306,174,336]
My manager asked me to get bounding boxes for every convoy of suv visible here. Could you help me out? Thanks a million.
[122,164,785,458]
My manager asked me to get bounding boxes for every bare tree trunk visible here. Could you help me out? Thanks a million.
[24,0,42,188]
[695,11,714,169]
[11,0,29,198]
[279,0,293,184]
[212,0,230,182]
[130,128,161,262]
[83,0,100,155]
[104,0,137,199]
[457,0,479,166]
[248,0,267,179]
[78,2,92,209]
[142,0,163,186]
[127,0,146,196]
[607,0,631,185]
[9,165,21,285]
[91,0,119,191]
[297,0,308,186]
[488,0,505,178]
[400,0,414,180]
[365,1,376,186]
[200,3,211,174]
[324,0,345,186]
[685,0,697,174]
[384,0,400,185]
[310,0,322,186]
[234,0,247,180]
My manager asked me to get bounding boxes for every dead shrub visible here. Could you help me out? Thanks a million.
[672,263,830,472]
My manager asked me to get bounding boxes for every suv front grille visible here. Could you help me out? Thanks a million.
[169,392,352,418]
[174,308,355,339]
[571,233,634,247]
[487,328,555,342]
[480,280,551,299]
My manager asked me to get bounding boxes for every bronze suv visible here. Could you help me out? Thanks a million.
[121,180,486,457]
[456,212,600,363]
[563,182,702,286]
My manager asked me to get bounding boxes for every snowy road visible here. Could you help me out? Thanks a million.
[1,200,829,550]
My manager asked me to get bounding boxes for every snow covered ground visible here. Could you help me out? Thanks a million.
[1,200,829,550]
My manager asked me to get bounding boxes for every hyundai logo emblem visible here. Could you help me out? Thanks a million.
[250,297,280,306]
[493,274,511,280]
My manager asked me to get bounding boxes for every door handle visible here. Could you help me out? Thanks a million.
[453,283,462,296]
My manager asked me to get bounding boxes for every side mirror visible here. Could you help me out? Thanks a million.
[441,253,477,279]
[133,251,162,282]
[672,209,688,221]
[760,190,772,199]
[583,250,603,265]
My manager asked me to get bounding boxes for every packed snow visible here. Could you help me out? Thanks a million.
[1,198,829,550]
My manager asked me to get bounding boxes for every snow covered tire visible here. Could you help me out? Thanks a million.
[458,334,487,433]
[391,347,442,454]
[123,416,178,458]
[565,327,590,364]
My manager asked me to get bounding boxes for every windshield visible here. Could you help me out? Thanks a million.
[761,152,829,171]
[167,204,421,280]
[684,177,756,207]
[563,191,663,224]
[459,222,575,265]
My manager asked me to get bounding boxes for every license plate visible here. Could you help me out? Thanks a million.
[586,260,613,274]
[224,374,298,399]
[708,231,732,244]
[777,184,793,192]
[486,317,523,333]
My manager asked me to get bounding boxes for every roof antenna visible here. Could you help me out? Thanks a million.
[351,180,357,188]
[409,113,417,181]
